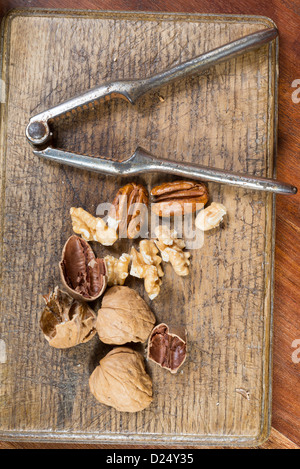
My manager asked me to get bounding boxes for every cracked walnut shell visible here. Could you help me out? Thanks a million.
[40,287,96,348]
[59,235,107,302]
[147,323,187,374]
[89,347,153,412]
[96,286,156,345]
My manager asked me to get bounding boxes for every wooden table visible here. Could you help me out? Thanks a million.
[0,0,299,450]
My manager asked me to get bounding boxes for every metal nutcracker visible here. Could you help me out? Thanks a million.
[26,27,297,195]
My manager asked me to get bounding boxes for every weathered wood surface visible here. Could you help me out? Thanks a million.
[1,427,298,449]
[0,7,289,448]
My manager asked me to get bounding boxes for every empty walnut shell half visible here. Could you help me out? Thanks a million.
[40,287,97,348]
[96,286,156,345]
[89,347,153,412]
[151,180,209,217]
[147,323,187,373]
[59,235,107,302]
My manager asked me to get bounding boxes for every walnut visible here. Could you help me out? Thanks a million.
[130,240,163,300]
[108,182,149,239]
[195,202,227,231]
[147,323,187,373]
[96,286,156,344]
[143,265,162,301]
[129,246,146,278]
[151,180,209,217]
[104,253,131,286]
[59,235,107,301]
[89,347,153,412]
[154,225,190,276]
[139,240,163,276]
[70,207,118,246]
[40,287,96,348]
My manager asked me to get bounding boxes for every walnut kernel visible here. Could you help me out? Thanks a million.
[130,240,163,300]
[105,253,131,286]
[70,207,118,246]
[154,225,190,276]
[195,202,226,231]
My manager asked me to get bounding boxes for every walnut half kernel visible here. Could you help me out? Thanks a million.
[89,347,153,412]
[70,207,118,246]
[40,287,96,348]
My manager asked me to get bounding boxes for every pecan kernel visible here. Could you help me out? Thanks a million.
[109,183,149,239]
[151,180,209,217]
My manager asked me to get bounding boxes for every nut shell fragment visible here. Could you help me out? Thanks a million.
[96,286,156,344]
[89,347,153,412]
[147,323,187,373]
[59,235,107,301]
[40,287,96,348]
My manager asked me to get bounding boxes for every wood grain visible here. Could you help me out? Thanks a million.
[0,427,298,449]
[0,0,299,450]
[0,9,277,446]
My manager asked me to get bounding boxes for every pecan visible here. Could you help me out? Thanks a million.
[108,183,149,239]
[151,180,209,217]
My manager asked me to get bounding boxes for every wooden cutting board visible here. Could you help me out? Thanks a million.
[0,9,277,446]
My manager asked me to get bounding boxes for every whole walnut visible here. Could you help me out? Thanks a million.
[89,347,153,412]
[96,286,156,345]
[40,287,96,348]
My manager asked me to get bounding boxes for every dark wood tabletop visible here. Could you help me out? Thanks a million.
[0,0,299,450]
